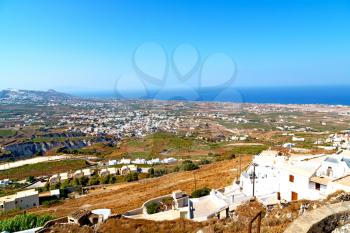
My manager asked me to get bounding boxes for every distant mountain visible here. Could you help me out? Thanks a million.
[0,89,78,104]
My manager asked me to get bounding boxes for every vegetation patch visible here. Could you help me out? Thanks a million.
[191,187,211,198]
[0,129,16,137]
[0,159,87,180]
[0,214,53,232]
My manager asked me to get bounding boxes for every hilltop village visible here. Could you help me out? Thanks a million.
[2,90,350,232]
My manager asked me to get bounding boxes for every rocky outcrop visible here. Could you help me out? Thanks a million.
[1,136,115,161]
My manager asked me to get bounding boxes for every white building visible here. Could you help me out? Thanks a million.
[108,160,117,166]
[0,179,11,187]
[0,189,39,211]
[239,150,350,203]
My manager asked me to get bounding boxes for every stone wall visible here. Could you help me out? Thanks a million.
[285,202,350,233]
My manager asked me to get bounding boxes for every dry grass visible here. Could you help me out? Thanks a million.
[29,157,251,218]
[97,219,207,233]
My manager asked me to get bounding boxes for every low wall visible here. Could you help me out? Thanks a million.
[285,202,350,233]
[36,217,68,233]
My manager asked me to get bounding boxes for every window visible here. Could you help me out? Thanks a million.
[315,183,320,191]
[289,175,294,182]
[277,192,281,200]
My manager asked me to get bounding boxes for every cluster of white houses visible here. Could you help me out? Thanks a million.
[124,149,350,222]
[107,157,177,166]
[49,165,145,185]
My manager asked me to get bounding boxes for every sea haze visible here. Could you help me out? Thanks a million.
[71,86,350,106]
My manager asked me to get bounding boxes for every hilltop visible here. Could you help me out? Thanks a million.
[0,89,77,104]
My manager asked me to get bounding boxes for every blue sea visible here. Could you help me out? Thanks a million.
[71,86,350,106]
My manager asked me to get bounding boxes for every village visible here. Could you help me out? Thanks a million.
[2,94,350,232]
[2,129,350,232]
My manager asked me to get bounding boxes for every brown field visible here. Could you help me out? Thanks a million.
[29,156,251,218]
[45,219,208,233]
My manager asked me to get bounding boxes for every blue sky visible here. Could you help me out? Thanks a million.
[0,0,349,92]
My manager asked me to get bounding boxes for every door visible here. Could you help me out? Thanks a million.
[291,192,298,201]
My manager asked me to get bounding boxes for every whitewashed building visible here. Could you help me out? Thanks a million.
[240,150,350,203]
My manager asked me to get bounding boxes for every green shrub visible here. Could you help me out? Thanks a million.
[125,172,139,182]
[146,202,161,214]
[79,176,89,186]
[199,159,211,165]
[154,168,168,177]
[0,214,53,232]
[26,176,35,183]
[191,187,211,198]
[182,162,199,171]
[88,176,100,186]
[99,174,111,184]
[42,199,61,207]
[182,160,193,164]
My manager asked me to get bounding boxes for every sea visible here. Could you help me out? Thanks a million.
[71,86,350,106]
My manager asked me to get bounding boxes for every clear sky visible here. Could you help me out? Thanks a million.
[0,0,349,92]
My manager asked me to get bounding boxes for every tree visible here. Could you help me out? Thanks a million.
[148,168,155,177]
[60,179,71,189]
[88,176,100,186]
[51,182,61,190]
[44,182,50,191]
[26,176,35,183]
[191,187,211,198]
[71,178,80,186]
[125,172,139,182]
[99,174,111,184]
[79,176,89,186]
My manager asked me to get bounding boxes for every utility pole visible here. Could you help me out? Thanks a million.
[252,163,256,198]
[193,172,197,191]
[239,154,242,176]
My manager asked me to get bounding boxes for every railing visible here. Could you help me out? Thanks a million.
[248,210,262,233]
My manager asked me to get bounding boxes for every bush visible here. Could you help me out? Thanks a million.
[182,160,193,164]
[42,199,61,207]
[154,168,168,177]
[26,176,35,183]
[60,179,71,189]
[109,176,117,184]
[79,176,89,186]
[99,175,111,184]
[125,172,139,182]
[191,187,211,198]
[172,166,180,172]
[182,162,199,171]
[199,159,211,165]
[148,168,155,177]
[146,202,161,214]
[88,176,100,186]
[0,214,53,232]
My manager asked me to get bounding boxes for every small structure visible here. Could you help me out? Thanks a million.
[68,209,91,226]
[91,209,111,221]
[107,167,119,175]
[0,179,11,187]
[99,168,109,177]
[120,158,131,165]
[108,160,117,166]
[49,174,60,185]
